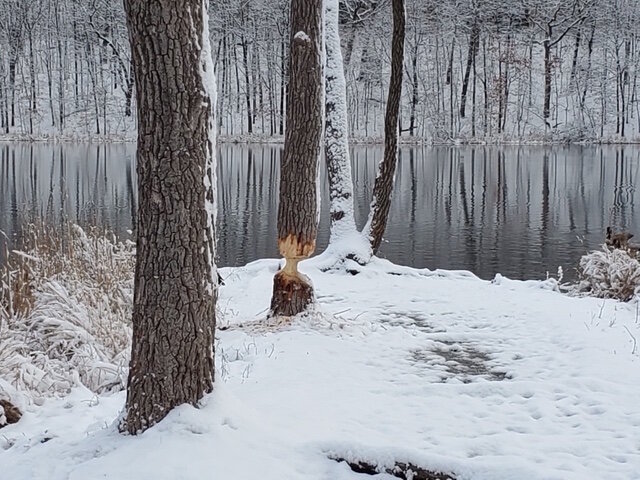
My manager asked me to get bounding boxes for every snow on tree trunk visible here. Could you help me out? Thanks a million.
[270,0,324,317]
[324,0,357,244]
[121,0,217,435]
[364,0,405,255]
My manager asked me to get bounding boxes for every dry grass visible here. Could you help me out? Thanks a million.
[1,221,134,401]
[574,246,640,301]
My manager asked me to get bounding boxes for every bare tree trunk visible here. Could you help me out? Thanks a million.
[581,22,595,112]
[570,28,581,86]
[471,47,477,137]
[124,62,134,118]
[365,0,405,254]
[28,32,36,135]
[270,0,324,317]
[408,38,419,136]
[460,22,479,119]
[543,38,552,126]
[8,58,16,128]
[324,0,357,244]
[121,0,218,435]
[279,38,286,136]
[241,34,253,134]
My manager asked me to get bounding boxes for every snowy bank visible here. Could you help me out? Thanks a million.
[2,253,640,479]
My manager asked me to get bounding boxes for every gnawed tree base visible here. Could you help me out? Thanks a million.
[270,269,314,317]
[0,399,22,428]
[330,456,457,480]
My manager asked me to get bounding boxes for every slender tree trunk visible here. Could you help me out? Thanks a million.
[219,36,227,131]
[409,41,418,136]
[365,0,405,254]
[241,35,253,134]
[460,22,479,119]
[544,37,552,126]
[472,47,477,137]
[270,0,324,317]
[498,41,503,134]
[9,58,16,128]
[570,29,581,86]
[124,61,134,118]
[324,0,357,244]
[54,1,65,129]
[121,0,218,435]
[581,23,595,112]
[279,38,286,136]
[28,32,36,135]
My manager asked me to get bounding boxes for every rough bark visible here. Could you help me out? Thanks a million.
[365,0,405,254]
[121,0,217,434]
[325,0,357,243]
[271,0,323,317]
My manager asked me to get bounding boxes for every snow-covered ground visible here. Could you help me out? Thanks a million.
[2,256,640,479]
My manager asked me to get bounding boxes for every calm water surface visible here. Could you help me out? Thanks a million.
[1,143,639,280]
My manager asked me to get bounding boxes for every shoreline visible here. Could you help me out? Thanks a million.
[3,133,640,146]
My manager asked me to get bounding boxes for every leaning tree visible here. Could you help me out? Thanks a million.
[324,0,406,260]
[270,0,324,317]
[121,0,218,434]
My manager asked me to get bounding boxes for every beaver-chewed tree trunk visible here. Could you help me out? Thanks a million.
[121,0,218,434]
[270,0,324,317]
[365,0,405,254]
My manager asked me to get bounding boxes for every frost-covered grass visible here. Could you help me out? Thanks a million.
[574,246,640,301]
[0,223,134,404]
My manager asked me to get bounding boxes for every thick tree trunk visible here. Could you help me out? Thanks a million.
[121,0,218,435]
[325,0,357,244]
[270,0,324,317]
[365,0,405,254]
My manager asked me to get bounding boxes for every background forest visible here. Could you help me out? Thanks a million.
[0,0,639,142]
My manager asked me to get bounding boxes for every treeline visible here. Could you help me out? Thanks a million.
[0,0,639,141]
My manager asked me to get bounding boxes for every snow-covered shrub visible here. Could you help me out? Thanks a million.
[574,246,640,301]
[0,223,134,400]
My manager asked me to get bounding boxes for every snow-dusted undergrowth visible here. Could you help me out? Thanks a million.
[0,223,134,403]
[575,246,640,301]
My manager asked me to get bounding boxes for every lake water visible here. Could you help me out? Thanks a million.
[1,143,639,280]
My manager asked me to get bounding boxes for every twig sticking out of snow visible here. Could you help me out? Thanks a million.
[623,326,638,355]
